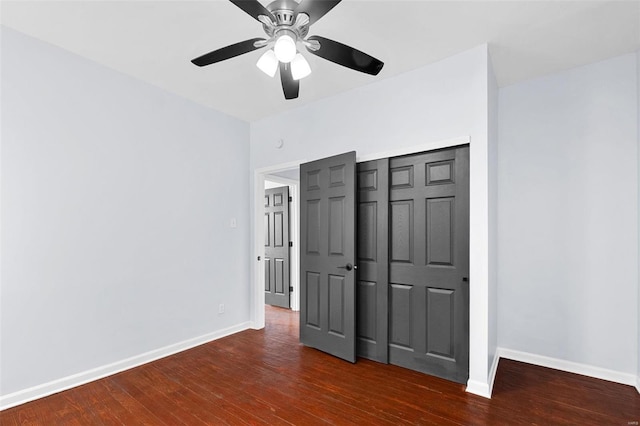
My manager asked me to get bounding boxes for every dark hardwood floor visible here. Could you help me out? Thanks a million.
[2,305,638,425]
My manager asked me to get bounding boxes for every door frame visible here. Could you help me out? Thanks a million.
[253,160,305,329]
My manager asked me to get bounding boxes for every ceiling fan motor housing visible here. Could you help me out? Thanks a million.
[263,0,309,40]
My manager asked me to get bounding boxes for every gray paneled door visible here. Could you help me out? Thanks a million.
[300,152,357,363]
[356,159,389,363]
[264,186,290,309]
[388,146,470,383]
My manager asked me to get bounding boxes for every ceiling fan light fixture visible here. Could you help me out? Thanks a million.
[256,49,278,77]
[273,32,297,63]
[190,0,385,101]
[291,53,311,80]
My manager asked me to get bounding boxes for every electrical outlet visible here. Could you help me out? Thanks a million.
[230,218,237,228]
[218,304,225,314]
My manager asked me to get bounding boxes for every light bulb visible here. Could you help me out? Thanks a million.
[274,34,297,63]
[256,49,278,77]
[291,53,311,80]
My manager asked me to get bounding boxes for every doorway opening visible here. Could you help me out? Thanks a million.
[264,171,300,311]
[254,160,304,330]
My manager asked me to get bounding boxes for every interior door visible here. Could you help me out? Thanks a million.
[300,151,357,363]
[356,158,389,363]
[264,186,290,308]
[388,145,470,383]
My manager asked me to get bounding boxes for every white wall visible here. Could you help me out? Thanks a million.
[0,27,251,399]
[251,48,488,171]
[498,53,639,378]
[250,45,495,395]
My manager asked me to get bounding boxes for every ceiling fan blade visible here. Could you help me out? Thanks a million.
[229,0,275,22]
[280,62,299,100]
[191,38,266,67]
[294,0,341,25]
[306,35,384,76]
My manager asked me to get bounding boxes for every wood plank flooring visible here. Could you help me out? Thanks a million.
[2,305,638,425]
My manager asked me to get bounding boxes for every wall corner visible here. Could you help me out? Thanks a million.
[636,48,640,392]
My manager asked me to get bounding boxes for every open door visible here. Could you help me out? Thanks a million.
[299,152,357,362]
[264,186,290,308]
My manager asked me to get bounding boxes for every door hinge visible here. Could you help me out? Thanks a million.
[288,196,292,202]
[289,286,293,292]
[289,241,293,247]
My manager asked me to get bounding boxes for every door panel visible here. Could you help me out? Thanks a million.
[275,259,285,294]
[274,212,284,247]
[390,200,413,263]
[264,257,270,292]
[265,186,290,308]
[358,203,376,261]
[426,198,454,266]
[355,159,389,363]
[328,275,345,335]
[356,281,376,340]
[328,197,345,254]
[305,272,321,327]
[426,288,455,359]
[264,214,270,245]
[389,283,412,349]
[300,152,357,363]
[388,145,470,384]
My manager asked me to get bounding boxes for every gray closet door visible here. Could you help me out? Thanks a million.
[356,159,389,363]
[300,152,357,363]
[388,145,470,383]
[264,186,290,308]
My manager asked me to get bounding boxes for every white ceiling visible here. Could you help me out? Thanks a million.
[2,1,639,122]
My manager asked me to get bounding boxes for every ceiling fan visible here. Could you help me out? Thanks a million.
[191,0,384,100]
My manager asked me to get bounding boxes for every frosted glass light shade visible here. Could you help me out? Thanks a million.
[291,53,311,80]
[273,34,297,63]
[256,49,278,77]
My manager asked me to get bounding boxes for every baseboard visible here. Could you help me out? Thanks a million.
[497,347,637,388]
[465,352,500,399]
[465,379,491,398]
[636,376,640,394]
[250,320,265,330]
[0,322,251,411]
[488,351,500,394]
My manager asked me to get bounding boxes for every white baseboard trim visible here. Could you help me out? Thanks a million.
[636,376,640,394]
[465,379,491,398]
[465,352,501,399]
[487,352,500,394]
[497,347,638,389]
[250,321,265,330]
[0,322,251,411]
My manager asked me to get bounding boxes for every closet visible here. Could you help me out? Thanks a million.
[300,145,470,383]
